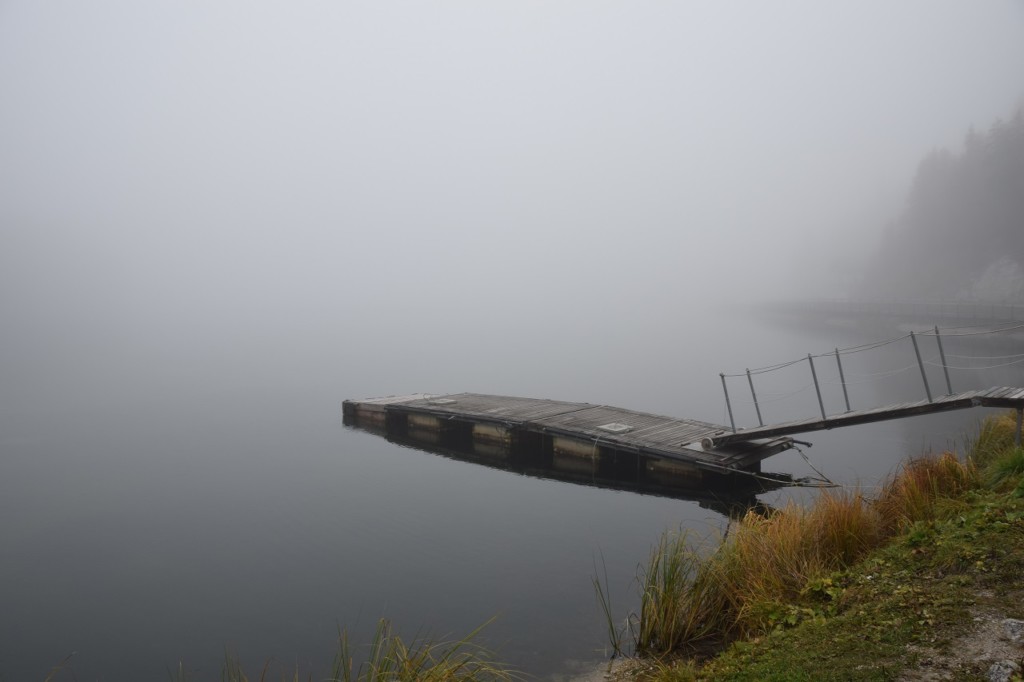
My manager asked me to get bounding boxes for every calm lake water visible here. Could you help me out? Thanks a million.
[2,306,1018,680]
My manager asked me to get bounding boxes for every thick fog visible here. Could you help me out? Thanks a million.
[2,2,1023,405]
[5,5,1024,678]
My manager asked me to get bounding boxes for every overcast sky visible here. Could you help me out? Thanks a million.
[2,2,1023,386]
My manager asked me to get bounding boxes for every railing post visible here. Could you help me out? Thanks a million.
[834,348,851,412]
[1017,408,1022,447]
[720,373,736,433]
[746,369,763,426]
[934,326,953,395]
[910,331,933,403]
[808,354,827,420]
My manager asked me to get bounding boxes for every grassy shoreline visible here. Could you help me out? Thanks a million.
[609,411,1024,681]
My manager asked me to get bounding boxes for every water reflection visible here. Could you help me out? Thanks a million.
[343,411,793,518]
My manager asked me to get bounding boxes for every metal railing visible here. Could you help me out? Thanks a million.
[719,320,1024,434]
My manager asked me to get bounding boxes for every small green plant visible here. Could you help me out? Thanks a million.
[800,574,847,611]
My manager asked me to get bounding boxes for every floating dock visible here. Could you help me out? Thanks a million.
[343,404,792,515]
[342,393,794,483]
[345,387,1024,486]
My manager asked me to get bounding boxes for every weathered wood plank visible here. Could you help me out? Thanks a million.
[386,393,595,425]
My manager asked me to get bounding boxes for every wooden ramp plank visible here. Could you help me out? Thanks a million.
[979,388,1024,408]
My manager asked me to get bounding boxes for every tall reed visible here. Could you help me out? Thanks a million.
[593,552,627,658]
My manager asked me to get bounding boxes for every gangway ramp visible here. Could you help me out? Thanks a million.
[706,386,1024,448]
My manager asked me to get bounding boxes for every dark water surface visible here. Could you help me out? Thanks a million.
[2,309,1018,680]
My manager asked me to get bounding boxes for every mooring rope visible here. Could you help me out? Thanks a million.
[792,442,837,488]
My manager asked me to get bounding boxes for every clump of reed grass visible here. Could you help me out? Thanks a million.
[626,490,886,654]
[715,504,818,632]
[331,619,516,682]
[964,410,1024,490]
[808,488,884,567]
[705,489,883,638]
[874,452,979,533]
[968,411,1019,468]
[984,446,1024,489]
[634,531,723,655]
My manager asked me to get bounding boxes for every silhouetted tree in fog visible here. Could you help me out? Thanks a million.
[862,108,1024,300]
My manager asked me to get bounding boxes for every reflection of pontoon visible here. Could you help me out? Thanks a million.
[343,393,795,516]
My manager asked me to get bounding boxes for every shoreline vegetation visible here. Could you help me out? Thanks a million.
[598,410,1024,681]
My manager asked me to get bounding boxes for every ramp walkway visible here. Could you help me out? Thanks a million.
[707,386,1024,448]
